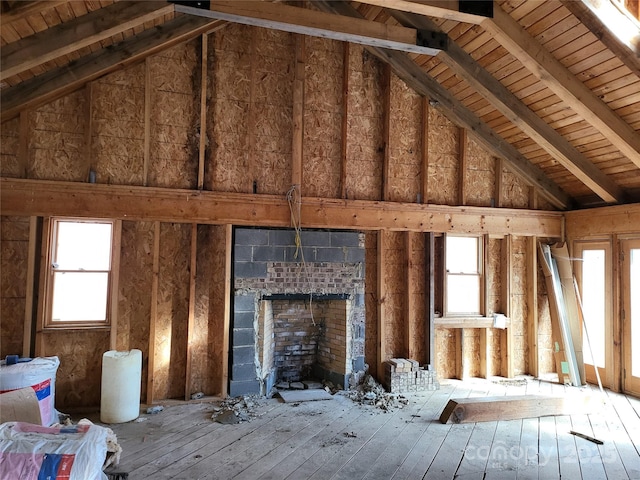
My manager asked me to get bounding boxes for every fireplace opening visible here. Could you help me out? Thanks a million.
[258,294,353,392]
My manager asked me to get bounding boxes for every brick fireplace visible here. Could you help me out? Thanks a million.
[230,228,365,397]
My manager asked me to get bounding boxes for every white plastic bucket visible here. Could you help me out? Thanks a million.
[100,349,142,423]
[0,356,60,426]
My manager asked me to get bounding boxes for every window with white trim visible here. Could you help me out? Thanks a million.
[46,219,114,327]
[444,235,483,316]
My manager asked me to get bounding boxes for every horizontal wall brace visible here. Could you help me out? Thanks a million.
[0,178,563,237]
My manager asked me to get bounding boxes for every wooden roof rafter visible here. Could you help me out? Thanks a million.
[351,1,640,172]
[1,1,176,82]
[482,4,640,170]
[0,15,226,122]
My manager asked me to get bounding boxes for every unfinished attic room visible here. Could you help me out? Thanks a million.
[2,0,640,478]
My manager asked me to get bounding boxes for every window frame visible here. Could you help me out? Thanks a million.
[443,234,485,317]
[43,217,118,330]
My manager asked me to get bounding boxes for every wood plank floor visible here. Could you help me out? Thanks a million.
[98,378,640,479]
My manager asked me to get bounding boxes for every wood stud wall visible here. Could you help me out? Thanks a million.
[0,25,584,407]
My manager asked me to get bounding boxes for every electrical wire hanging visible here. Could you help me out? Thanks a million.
[286,184,316,325]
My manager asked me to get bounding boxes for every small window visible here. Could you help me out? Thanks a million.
[445,235,482,315]
[46,219,114,327]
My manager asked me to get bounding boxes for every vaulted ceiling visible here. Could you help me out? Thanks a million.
[1,0,639,210]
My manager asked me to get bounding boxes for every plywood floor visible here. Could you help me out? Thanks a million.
[101,378,640,479]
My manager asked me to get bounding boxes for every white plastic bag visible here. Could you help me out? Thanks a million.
[0,422,108,480]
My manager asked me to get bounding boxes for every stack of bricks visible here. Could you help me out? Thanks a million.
[383,358,440,393]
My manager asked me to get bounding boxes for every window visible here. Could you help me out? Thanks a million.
[445,235,482,316]
[580,249,606,368]
[46,219,114,327]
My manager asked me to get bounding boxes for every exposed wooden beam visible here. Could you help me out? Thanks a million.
[480,234,492,378]
[175,1,442,55]
[527,235,539,378]
[483,5,640,170]
[390,9,625,204]
[22,217,38,358]
[501,234,514,378]
[425,232,435,366]
[109,220,122,352]
[221,224,232,397]
[377,231,387,376]
[315,1,571,211]
[1,16,225,122]
[0,1,175,81]
[185,223,198,401]
[147,221,161,405]
[565,203,640,239]
[1,178,565,237]
[353,0,490,24]
[405,232,414,359]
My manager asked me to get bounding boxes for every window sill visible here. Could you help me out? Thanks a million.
[42,324,111,332]
[434,316,510,329]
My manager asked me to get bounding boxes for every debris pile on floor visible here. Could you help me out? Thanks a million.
[342,373,409,411]
[211,395,265,424]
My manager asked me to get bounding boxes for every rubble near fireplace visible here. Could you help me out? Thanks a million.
[230,228,365,397]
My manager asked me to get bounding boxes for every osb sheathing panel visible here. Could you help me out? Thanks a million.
[117,221,154,401]
[435,328,456,379]
[0,117,21,177]
[209,25,294,194]
[409,233,426,363]
[1,299,25,357]
[428,107,458,205]
[252,28,294,196]
[92,64,145,185]
[511,236,527,375]
[0,216,29,357]
[30,92,86,181]
[43,330,109,409]
[466,138,494,207]
[364,231,378,377]
[382,231,406,359]
[208,27,251,192]
[345,45,384,201]
[192,224,228,396]
[501,169,530,209]
[153,222,190,400]
[488,328,502,377]
[388,74,422,203]
[303,36,343,199]
[463,328,481,378]
[148,41,199,189]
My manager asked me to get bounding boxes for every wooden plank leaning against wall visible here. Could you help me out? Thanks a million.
[0,25,568,408]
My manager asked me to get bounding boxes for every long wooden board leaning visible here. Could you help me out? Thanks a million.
[439,395,602,424]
